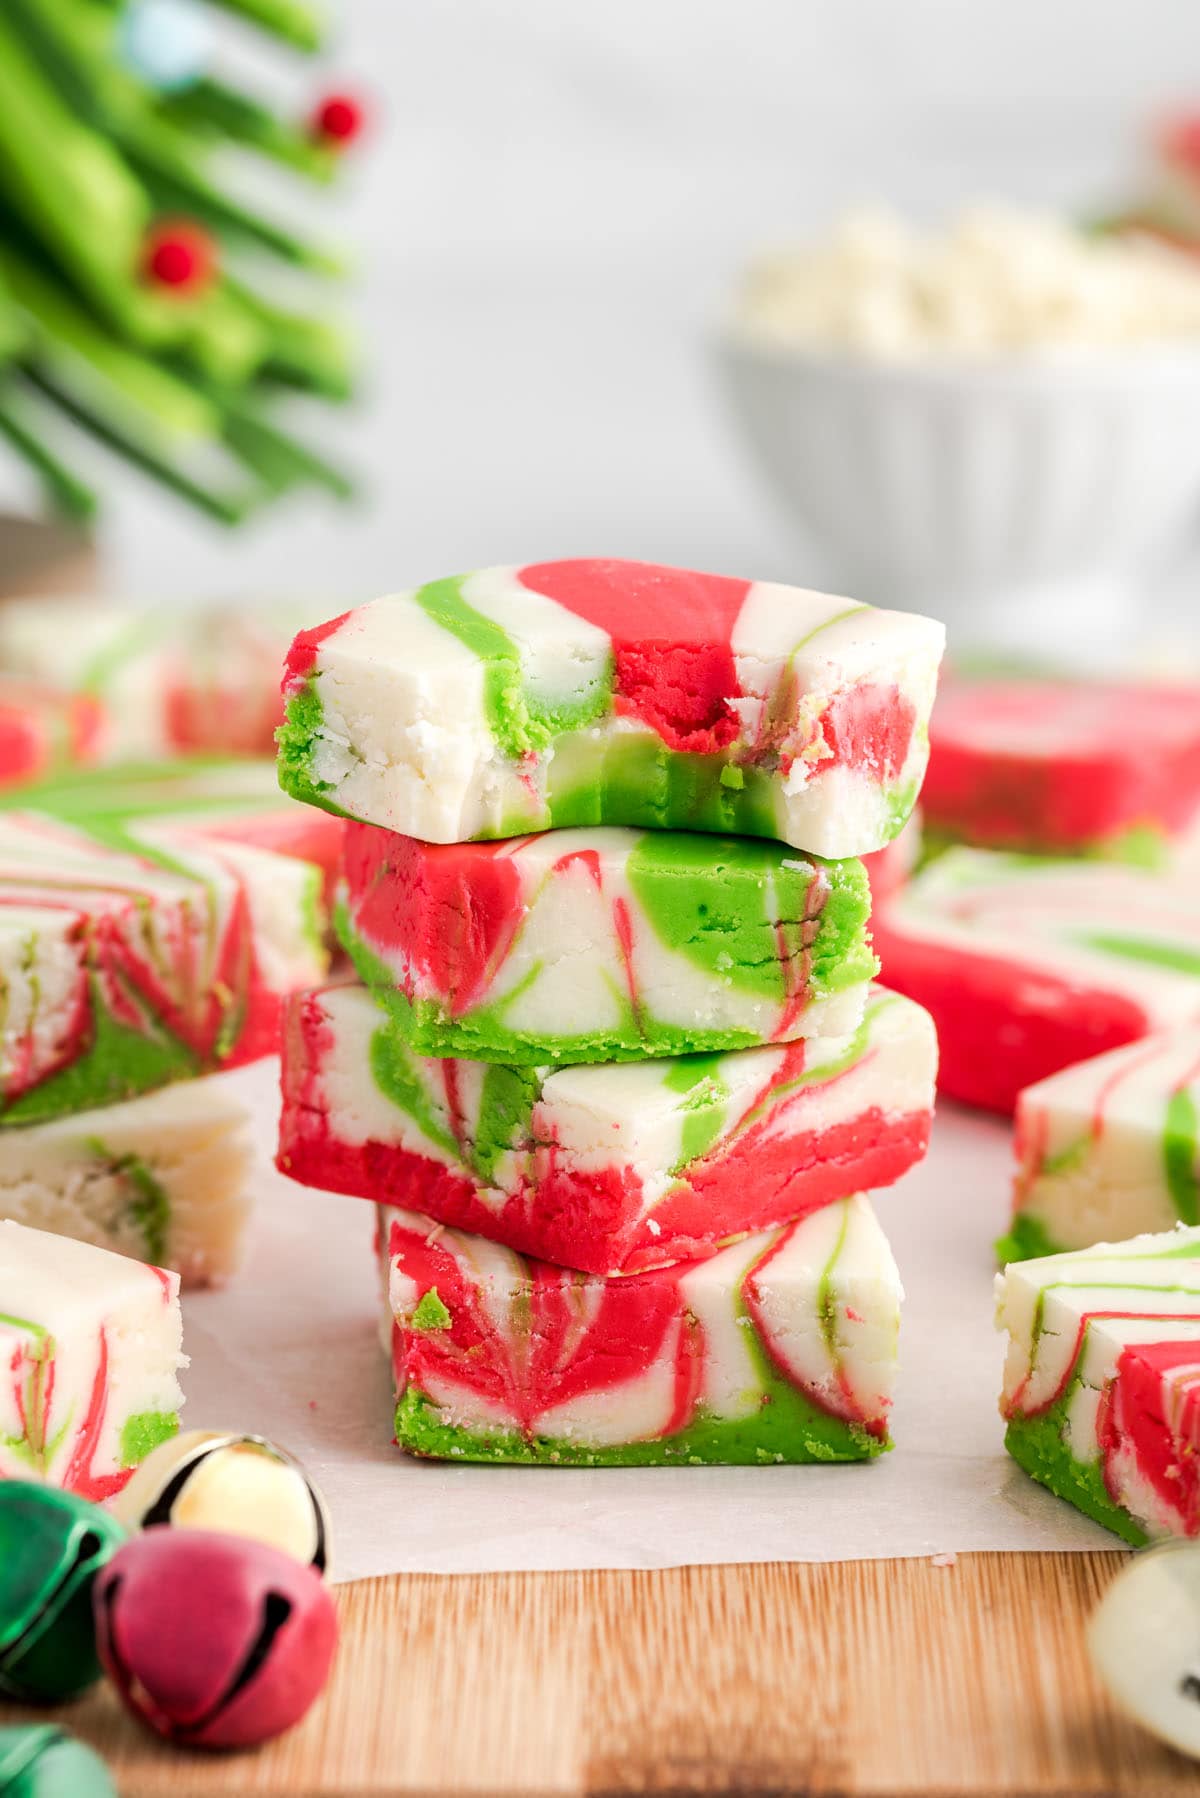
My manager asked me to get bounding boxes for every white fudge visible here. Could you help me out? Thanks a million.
[1006,1027,1200,1259]
[0,1219,185,1498]
[278,558,944,858]
[998,1227,1200,1544]
[0,1078,254,1286]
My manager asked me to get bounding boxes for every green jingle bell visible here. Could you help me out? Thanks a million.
[0,1485,126,1702]
[0,1726,116,1798]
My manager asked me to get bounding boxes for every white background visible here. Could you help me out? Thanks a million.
[6,0,1200,608]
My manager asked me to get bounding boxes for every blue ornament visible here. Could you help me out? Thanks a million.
[119,0,214,93]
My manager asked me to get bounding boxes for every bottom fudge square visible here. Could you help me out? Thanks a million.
[381,1194,902,1467]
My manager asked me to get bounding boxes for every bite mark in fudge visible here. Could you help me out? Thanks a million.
[278,559,943,858]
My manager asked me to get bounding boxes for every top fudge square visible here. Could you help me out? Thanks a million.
[278,559,944,858]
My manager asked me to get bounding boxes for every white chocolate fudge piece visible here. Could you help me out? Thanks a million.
[279,559,944,858]
[0,1078,254,1287]
[337,822,876,1061]
[998,1226,1200,1544]
[874,848,1200,1113]
[0,1219,185,1497]
[1005,1027,1200,1260]
[381,1193,903,1464]
[281,982,936,1276]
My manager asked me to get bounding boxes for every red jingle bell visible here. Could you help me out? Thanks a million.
[93,1527,337,1750]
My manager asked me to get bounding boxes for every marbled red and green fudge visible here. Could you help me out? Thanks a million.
[280,983,935,1276]
[0,597,322,760]
[872,849,1200,1114]
[381,1193,902,1464]
[2,757,344,903]
[279,559,944,859]
[0,678,103,791]
[925,677,1200,857]
[0,1218,183,1498]
[0,1078,254,1288]
[0,812,327,1126]
[338,823,875,1061]
[1002,1027,1200,1261]
[997,1226,1200,1543]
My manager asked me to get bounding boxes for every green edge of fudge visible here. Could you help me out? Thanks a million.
[280,674,918,846]
[395,1384,886,1468]
[336,846,877,1066]
[394,1279,891,1469]
[1004,1402,1148,1546]
[277,679,348,817]
[119,1408,179,1469]
[994,1213,1068,1266]
[1,992,200,1128]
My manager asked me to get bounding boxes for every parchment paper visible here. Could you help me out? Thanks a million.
[182,1063,1113,1583]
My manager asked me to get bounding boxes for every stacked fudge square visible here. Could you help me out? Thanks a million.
[275,559,945,1467]
[861,671,1200,1542]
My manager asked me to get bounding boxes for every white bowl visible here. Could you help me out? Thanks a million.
[715,335,1200,654]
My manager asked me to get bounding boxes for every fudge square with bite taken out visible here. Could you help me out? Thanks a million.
[278,559,944,858]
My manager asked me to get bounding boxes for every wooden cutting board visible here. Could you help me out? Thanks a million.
[12,1551,1200,1796]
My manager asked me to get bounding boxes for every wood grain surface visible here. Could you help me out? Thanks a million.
[7,1552,1200,1797]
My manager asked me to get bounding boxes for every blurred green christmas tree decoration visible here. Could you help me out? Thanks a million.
[0,0,364,524]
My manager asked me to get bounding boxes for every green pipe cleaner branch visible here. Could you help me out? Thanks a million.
[0,0,360,523]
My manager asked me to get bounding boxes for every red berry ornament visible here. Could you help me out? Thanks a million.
[312,91,364,147]
[143,221,216,292]
[93,1528,337,1750]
